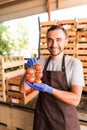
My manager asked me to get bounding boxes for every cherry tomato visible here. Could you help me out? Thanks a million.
[34,64,42,71]
[34,79,42,84]
[26,75,35,83]
[35,72,43,79]
[26,67,35,75]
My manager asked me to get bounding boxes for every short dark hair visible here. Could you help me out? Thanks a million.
[46,25,67,38]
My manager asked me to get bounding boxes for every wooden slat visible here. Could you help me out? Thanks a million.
[40,44,47,49]
[40,55,50,59]
[40,49,50,55]
[7,90,39,105]
[5,69,25,79]
[77,50,87,54]
[3,60,24,69]
[77,43,87,48]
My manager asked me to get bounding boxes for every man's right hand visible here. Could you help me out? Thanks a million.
[26,58,37,68]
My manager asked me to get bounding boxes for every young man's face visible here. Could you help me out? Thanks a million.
[47,29,68,57]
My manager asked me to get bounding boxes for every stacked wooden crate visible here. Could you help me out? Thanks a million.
[58,19,76,57]
[40,19,77,58]
[40,21,58,58]
[6,75,39,105]
[40,19,87,90]
[0,56,25,102]
[76,18,87,91]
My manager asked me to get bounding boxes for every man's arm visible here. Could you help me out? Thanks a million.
[52,85,83,107]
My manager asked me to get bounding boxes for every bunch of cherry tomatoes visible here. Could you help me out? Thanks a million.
[26,63,43,84]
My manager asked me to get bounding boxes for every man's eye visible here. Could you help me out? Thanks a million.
[56,38,62,42]
[47,38,52,42]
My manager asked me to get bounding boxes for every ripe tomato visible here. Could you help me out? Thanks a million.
[34,64,42,71]
[34,79,42,84]
[35,72,43,79]
[26,67,35,75]
[26,75,35,83]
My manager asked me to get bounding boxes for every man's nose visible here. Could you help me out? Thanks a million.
[52,40,58,46]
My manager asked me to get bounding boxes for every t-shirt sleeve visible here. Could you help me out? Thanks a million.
[71,59,85,87]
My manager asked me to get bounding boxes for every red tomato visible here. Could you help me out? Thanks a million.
[26,67,35,75]
[34,79,42,84]
[35,72,43,79]
[26,75,35,83]
[34,64,42,71]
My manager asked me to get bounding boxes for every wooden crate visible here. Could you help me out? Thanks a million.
[7,90,39,105]
[40,43,50,58]
[76,42,87,91]
[0,56,25,102]
[40,20,77,58]
[58,19,76,29]
[77,18,87,29]
[6,75,24,92]
[66,30,76,42]
[77,31,87,42]
[64,42,76,56]
[6,75,39,105]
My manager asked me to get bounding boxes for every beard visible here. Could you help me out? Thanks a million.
[48,47,64,56]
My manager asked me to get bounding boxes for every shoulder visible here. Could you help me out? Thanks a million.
[65,55,82,68]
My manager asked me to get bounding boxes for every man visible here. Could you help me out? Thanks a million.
[25,25,85,130]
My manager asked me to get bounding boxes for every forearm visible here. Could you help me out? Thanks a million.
[52,86,82,107]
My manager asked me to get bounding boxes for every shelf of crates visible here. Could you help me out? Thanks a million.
[0,56,25,102]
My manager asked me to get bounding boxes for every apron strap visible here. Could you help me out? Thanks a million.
[43,56,51,71]
[43,55,66,72]
[62,55,65,72]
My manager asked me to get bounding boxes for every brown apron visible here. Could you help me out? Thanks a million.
[33,56,80,130]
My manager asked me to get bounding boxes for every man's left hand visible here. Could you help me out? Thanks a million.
[25,80,53,94]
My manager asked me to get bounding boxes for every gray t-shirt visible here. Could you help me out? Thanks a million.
[38,55,85,88]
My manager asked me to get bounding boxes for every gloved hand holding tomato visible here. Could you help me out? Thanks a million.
[25,81,53,94]
[26,58,43,84]
[26,58,37,68]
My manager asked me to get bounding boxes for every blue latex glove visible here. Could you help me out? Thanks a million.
[26,58,37,68]
[25,80,53,94]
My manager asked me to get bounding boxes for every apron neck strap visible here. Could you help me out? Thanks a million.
[44,55,66,71]
[44,56,51,71]
[62,55,65,72]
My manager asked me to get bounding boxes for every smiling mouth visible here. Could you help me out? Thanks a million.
[48,47,63,56]
[50,47,60,51]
